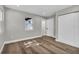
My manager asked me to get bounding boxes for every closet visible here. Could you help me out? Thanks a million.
[58,12,79,47]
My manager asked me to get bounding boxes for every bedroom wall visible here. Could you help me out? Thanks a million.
[0,5,5,52]
[5,8,42,41]
[57,5,79,16]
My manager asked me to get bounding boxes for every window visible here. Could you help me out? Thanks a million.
[25,18,33,31]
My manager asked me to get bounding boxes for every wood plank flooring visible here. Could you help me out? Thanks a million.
[2,36,79,54]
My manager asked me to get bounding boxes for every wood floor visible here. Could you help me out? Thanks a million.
[2,36,79,54]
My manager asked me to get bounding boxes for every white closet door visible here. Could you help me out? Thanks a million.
[46,18,54,37]
[41,19,46,35]
[58,12,79,47]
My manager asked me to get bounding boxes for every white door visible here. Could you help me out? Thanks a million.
[41,19,46,36]
[46,18,54,37]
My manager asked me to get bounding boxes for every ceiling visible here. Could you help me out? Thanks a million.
[5,5,72,17]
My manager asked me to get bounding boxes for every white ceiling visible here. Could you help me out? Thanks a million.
[5,5,72,17]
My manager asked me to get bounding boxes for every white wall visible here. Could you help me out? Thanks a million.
[46,18,54,37]
[57,6,79,16]
[5,8,42,41]
[0,6,5,52]
[57,12,79,48]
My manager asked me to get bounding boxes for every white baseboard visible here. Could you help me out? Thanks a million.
[0,42,5,54]
[56,39,79,48]
[46,34,56,38]
[0,35,42,53]
[4,35,42,44]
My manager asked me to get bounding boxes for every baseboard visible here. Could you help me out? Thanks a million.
[56,39,79,48]
[43,35,56,39]
[45,34,56,38]
[4,35,42,44]
[0,42,5,54]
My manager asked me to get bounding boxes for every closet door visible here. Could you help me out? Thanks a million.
[41,19,46,36]
[46,18,54,37]
[58,12,79,47]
